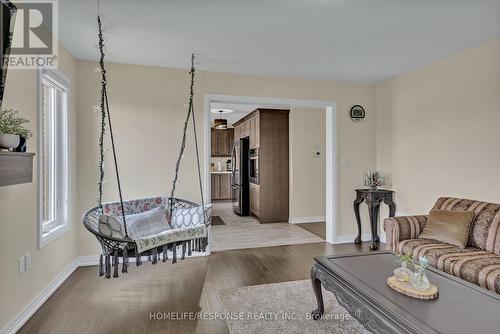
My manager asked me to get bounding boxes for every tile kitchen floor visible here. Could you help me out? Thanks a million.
[210,202,324,251]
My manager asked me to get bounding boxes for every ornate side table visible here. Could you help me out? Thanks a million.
[353,189,395,250]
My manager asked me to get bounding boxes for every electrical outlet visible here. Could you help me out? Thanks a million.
[25,252,32,271]
[18,256,25,274]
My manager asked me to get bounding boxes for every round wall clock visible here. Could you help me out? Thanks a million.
[350,105,365,122]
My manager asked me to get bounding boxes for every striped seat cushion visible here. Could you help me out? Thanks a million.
[398,238,500,294]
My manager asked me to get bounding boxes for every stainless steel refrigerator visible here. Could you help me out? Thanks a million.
[231,137,250,215]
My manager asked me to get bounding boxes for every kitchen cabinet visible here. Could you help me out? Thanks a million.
[233,117,258,148]
[211,173,231,200]
[249,115,260,149]
[250,183,260,217]
[240,121,250,138]
[211,174,218,199]
[219,174,231,199]
[211,128,234,156]
[234,126,241,144]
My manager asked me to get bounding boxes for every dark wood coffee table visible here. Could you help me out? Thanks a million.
[311,251,500,334]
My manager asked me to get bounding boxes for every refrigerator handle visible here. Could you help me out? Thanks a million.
[231,143,236,182]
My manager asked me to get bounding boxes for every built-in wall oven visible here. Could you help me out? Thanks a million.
[249,148,259,184]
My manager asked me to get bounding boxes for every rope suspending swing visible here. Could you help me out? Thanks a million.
[96,15,128,238]
[169,53,206,226]
[82,10,211,279]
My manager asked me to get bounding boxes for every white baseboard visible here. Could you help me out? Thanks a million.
[289,216,326,224]
[0,258,80,334]
[333,232,372,244]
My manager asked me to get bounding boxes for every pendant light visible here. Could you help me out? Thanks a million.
[214,110,227,129]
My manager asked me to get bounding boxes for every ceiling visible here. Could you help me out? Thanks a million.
[59,0,500,83]
[210,103,289,127]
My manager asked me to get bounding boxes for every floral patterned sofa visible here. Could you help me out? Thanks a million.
[384,197,500,294]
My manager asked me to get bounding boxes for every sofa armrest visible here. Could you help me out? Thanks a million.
[383,215,428,252]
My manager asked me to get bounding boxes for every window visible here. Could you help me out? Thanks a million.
[38,69,70,248]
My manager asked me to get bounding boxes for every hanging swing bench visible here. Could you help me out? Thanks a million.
[82,15,210,279]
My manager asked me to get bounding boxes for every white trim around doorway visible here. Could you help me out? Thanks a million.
[204,94,338,244]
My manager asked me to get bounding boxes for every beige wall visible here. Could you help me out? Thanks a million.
[376,38,500,235]
[289,108,326,221]
[0,45,78,328]
[77,61,376,255]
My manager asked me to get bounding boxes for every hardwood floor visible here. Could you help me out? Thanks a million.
[18,241,376,334]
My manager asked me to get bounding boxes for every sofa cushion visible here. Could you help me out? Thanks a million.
[398,238,462,268]
[398,238,500,294]
[419,209,475,249]
[458,255,500,294]
[432,197,500,253]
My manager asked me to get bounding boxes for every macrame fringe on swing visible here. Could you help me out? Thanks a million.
[93,237,209,279]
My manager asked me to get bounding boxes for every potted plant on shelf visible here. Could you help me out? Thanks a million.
[0,109,32,151]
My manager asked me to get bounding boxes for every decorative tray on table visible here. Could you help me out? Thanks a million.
[387,276,439,300]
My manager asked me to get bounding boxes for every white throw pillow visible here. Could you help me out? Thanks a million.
[125,207,171,240]
[170,204,213,229]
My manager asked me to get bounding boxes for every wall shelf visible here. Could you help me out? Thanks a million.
[0,151,35,187]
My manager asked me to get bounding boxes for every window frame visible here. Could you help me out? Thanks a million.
[38,68,71,249]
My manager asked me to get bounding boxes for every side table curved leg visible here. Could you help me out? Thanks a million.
[387,201,396,217]
[369,202,381,250]
[353,198,364,245]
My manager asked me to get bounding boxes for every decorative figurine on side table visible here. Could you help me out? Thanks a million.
[364,170,385,190]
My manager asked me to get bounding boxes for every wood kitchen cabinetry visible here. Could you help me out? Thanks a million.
[240,121,250,138]
[249,116,260,149]
[211,128,234,156]
[233,126,241,144]
[233,109,289,223]
[233,115,259,149]
[211,173,231,200]
[249,183,260,216]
